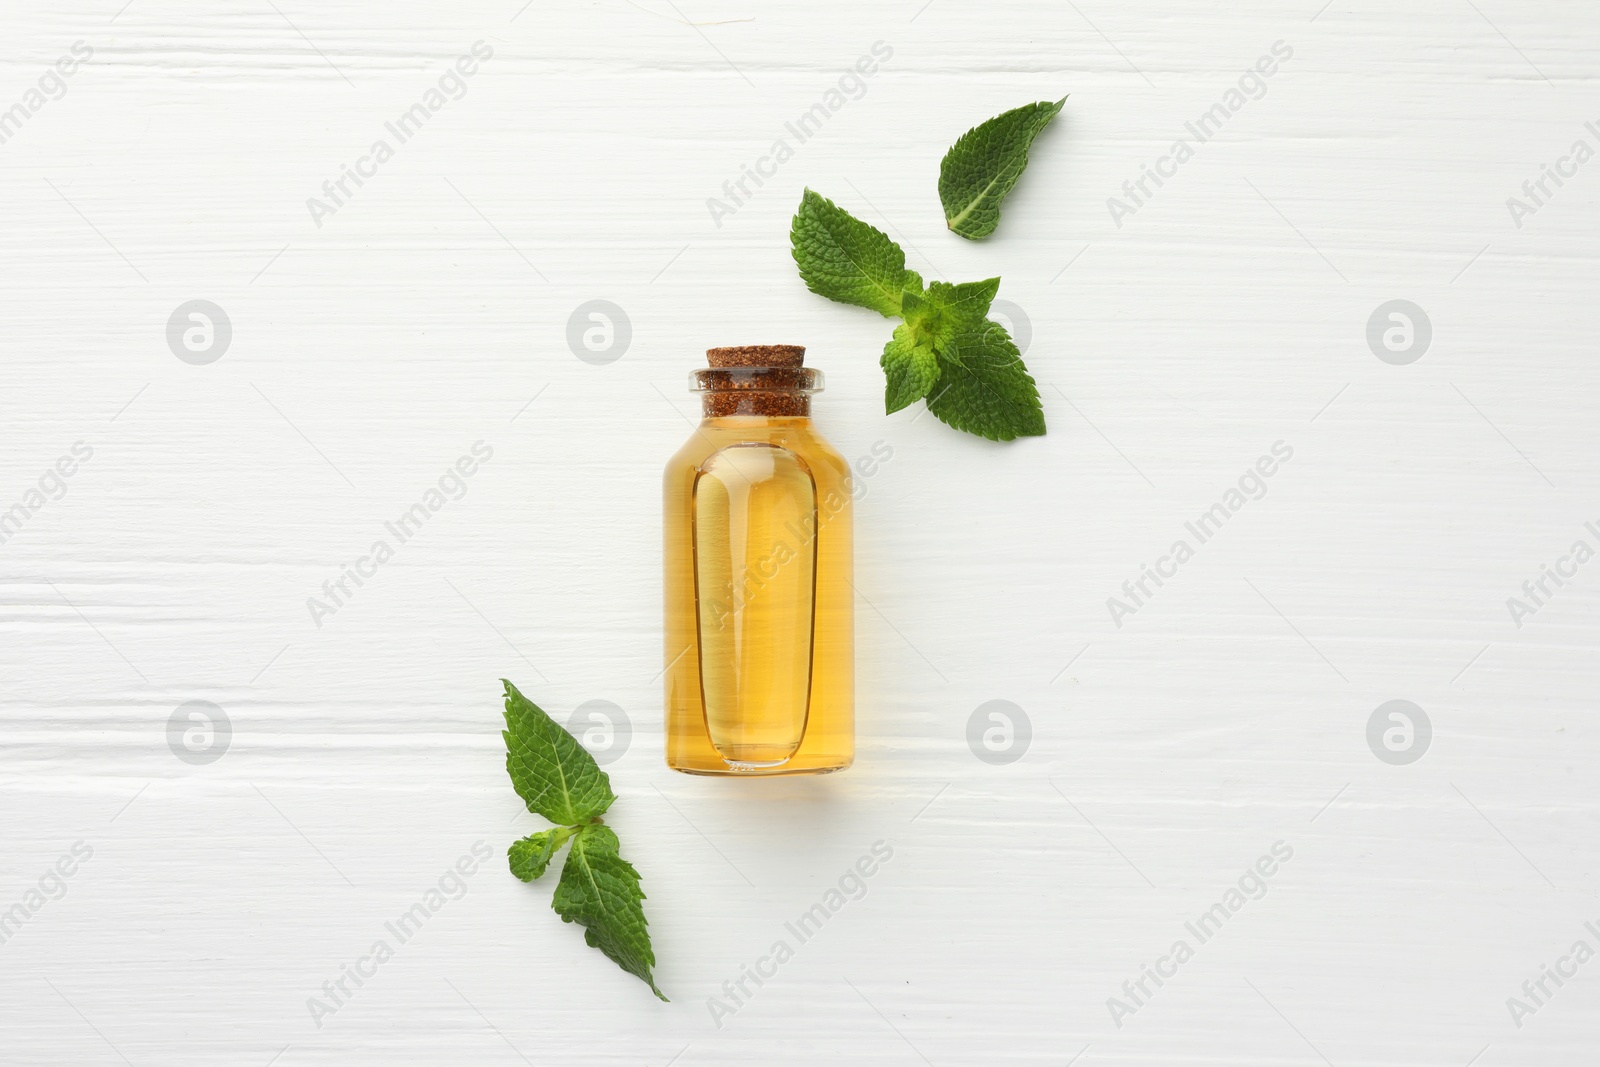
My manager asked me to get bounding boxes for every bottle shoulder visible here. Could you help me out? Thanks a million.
[665,418,845,473]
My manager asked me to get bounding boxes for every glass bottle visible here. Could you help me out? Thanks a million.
[664,345,854,775]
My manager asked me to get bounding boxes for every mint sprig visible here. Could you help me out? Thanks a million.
[501,680,666,1001]
[790,189,1045,441]
[939,97,1066,239]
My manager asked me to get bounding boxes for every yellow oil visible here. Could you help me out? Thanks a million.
[664,416,853,775]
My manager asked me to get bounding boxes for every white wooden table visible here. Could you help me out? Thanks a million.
[3,2,1597,1063]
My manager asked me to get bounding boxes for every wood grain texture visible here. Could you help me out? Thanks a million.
[2,0,1598,1063]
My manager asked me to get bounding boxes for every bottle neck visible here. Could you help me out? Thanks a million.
[700,392,811,418]
[690,365,822,419]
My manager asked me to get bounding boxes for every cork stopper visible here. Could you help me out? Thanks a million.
[691,345,823,418]
[706,345,806,368]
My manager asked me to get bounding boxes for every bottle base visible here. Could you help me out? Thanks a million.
[666,755,853,777]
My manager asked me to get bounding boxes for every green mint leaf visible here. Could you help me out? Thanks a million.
[939,97,1066,239]
[926,278,1000,326]
[926,321,1047,441]
[790,189,908,317]
[918,277,1000,353]
[502,679,615,826]
[508,826,576,882]
[880,324,941,414]
[553,824,667,1001]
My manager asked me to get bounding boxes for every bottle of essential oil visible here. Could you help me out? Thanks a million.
[664,345,854,775]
